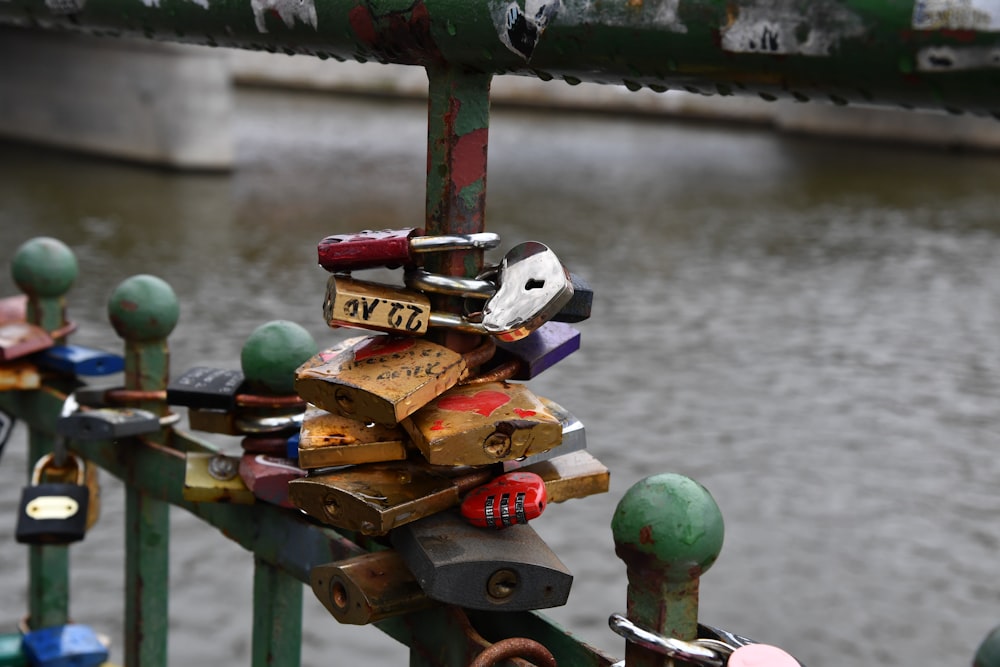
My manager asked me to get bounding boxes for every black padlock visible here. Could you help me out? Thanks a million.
[16,453,90,545]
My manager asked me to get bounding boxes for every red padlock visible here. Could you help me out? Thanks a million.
[317,228,501,272]
[460,471,547,529]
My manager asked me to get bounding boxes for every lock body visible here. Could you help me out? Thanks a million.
[318,228,501,272]
[0,322,53,361]
[297,407,407,469]
[324,275,432,335]
[238,453,305,508]
[167,366,246,411]
[183,452,255,504]
[391,509,573,611]
[21,624,109,667]
[16,454,89,545]
[402,381,562,466]
[56,408,161,441]
[32,345,124,376]
[491,321,581,380]
[460,471,547,529]
[295,336,468,425]
[0,361,41,391]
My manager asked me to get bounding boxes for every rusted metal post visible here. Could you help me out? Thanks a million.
[10,237,78,629]
[611,473,724,666]
[422,66,492,352]
[108,274,179,667]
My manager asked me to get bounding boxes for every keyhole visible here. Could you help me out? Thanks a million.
[524,278,545,290]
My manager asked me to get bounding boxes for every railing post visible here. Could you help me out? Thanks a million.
[107,274,179,667]
[241,320,316,667]
[612,473,724,666]
[11,237,78,629]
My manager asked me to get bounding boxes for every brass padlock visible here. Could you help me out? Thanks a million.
[401,381,562,466]
[323,276,487,336]
[518,450,610,503]
[297,406,408,469]
[294,335,486,425]
[0,360,41,391]
[288,461,494,535]
[310,550,436,625]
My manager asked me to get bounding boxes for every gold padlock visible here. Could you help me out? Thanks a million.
[401,381,563,466]
[182,452,256,504]
[518,450,610,503]
[297,406,408,469]
[0,360,41,391]
[294,335,490,426]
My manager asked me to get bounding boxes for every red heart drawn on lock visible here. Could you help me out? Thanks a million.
[437,390,510,417]
[353,336,415,362]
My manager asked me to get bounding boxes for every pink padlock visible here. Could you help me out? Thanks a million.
[728,643,801,667]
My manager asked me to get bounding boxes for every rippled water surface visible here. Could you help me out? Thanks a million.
[2,87,1000,666]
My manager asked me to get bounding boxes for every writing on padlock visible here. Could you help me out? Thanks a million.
[16,453,89,545]
[317,228,501,272]
[460,471,547,529]
[323,276,486,336]
[21,624,109,667]
[390,509,573,611]
[294,335,489,425]
[401,381,562,466]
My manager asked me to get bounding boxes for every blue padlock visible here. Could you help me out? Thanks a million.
[21,624,108,667]
[286,432,300,460]
[33,345,124,377]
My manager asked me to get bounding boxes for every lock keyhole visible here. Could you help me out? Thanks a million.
[524,278,545,290]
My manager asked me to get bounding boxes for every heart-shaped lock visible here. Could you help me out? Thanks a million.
[460,471,547,529]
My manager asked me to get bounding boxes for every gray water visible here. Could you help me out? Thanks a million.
[1,86,1000,666]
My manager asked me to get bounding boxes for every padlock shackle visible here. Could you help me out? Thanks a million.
[31,452,86,486]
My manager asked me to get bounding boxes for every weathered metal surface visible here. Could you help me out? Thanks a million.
[611,474,725,667]
[0,362,42,391]
[3,3,1000,113]
[468,637,557,667]
[310,550,437,625]
[517,450,609,503]
[251,556,302,667]
[297,406,407,469]
[0,322,54,362]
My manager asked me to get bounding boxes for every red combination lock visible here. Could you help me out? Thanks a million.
[460,471,547,529]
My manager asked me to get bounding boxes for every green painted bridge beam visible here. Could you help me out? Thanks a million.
[3,1,1000,115]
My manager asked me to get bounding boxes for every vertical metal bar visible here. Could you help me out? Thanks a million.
[423,66,492,352]
[12,237,78,630]
[251,557,303,667]
[108,275,179,667]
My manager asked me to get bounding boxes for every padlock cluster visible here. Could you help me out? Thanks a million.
[287,227,607,613]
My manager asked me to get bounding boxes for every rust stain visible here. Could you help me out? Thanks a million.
[120,299,139,312]
[449,128,489,192]
[347,0,443,65]
[639,525,655,545]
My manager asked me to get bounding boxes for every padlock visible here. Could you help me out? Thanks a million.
[517,450,609,503]
[499,396,587,472]
[32,345,124,376]
[182,452,255,504]
[0,294,27,324]
[296,406,408,469]
[317,228,501,272]
[0,322,54,362]
[238,453,305,508]
[0,361,41,391]
[240,435,291,457]
[294,335,481,425]
[390,509,573,611]
[489,321,581,380]
[21,624,108,667]
[56,408,162,441]
[166,366,245,411]
[0,631,26,666]
[401,381,562,466]
[310,550,436,625]
[459,471,547,529]
[479,242,574,340]
[186,407,302,436]
[323,275,487,336]
[285,432,299,460]
[16,453,89,545]
[406,268,592,324]
[287,460,494,535]
[728,643,802,667]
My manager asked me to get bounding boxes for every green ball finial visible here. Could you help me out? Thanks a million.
[11,237,78,298]
[107,275,180,342]
[975,626,1000,667]
[612,473,724,583]
[240,320,318,395]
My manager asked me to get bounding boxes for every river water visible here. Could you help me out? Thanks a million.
[1,85,1000,666]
